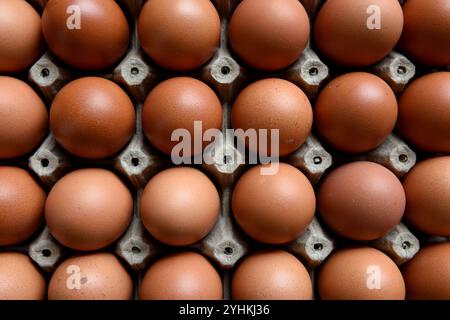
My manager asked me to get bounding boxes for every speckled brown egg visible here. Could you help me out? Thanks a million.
[50,77,135,159]
[397,72,450,153]
[0,167,46,246]
[0,77,48,159]
[45,168,133,251]
[232,250,312,300]
[318,161,405,241]
[402,157,450,236]
[232,163,316,244]
[0,0,44,73]
[138,0,220,71]
[315,72,398,153]
[314,0,403,67]
[402,243,450,300]
[48,252,133,300]
[0,252,46,300]
[140,252,223,300]
[232,79,312,156]
[142,77,222,158]
[42,0,129,70]
[318,247,405,300]
[399,0,450,67]
[229,0,310,71]
[140,167,220,246]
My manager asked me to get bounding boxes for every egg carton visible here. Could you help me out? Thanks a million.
[2,0,448,300]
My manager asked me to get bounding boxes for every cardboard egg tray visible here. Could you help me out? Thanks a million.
[1,0,448,299]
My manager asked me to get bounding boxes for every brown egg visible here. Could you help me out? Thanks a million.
[0,0,43,73]
[0,167,46,246]
[232,79,313,156]
[231,250,312,300]
[399,0,450,67]
[229,0,310,71]
[45,168,133,251]
[0,252,46,300]
[142,77,222,157]
[318,247,405,300]
[138,0,220,71]
[402,243,450,300]
[232,163,316,244]
[50,77,135,159]
[140,167,220,246]
[140,252,223,300]
[315,72,398,153]
[402,157,450,236]
[48,252,133,300]
[314,0,403,66]
[42,0,129,70]
[397,72,450,153]
[318,161,405,241]
[0,77,48,159]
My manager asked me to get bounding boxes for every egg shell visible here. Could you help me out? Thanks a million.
[397,72,450,153]
[140,167,220,246]
[231,250,313,300]
[42,0,130,70]
[231,78,313,157]
[0,167,46,246]
[0,0,44,73]
[402,243,450,300]
[50,77,135,159]
[318,161,405,241]
[314,0,403,67]
[399,0,450,67]
[314,72,398,153]
[140,251,223,300]
[138,0,220,71]
[402,157,450,236]
[232,163,316,244]
[0,252,46,300]
[142,77,222,157]
[48,252,133,300]
[0,76,48,159]
[318,247,405,300]
[45,168,133,251]
[229,0,310,71]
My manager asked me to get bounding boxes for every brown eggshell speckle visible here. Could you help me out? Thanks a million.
[0,76,48,159]
[232,163,316,244]
[0,0,43,73]
[399,0,450,67]
[140,252,223,300]
[314,0,403,67]
[229,0,310,71]
[402,243,450,300]
[0,252,46,300]
[142,77,222,157]
[0,167,46,246]
[397,72,450,153]
[232,79,313,157]
[138,0,220,71]
[45,168,133,251]
[318,247,405,300]
[50,77,135,159]
[48,252,133,300]
[318,161,405,241]
[402,157,450,236]
[42,0,130,70]
[315,72,398,153]
[140,167,220,246]
[231,250,312,300]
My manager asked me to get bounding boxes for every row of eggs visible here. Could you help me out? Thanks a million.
[1,0,449,74]
[1,70,449,161]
